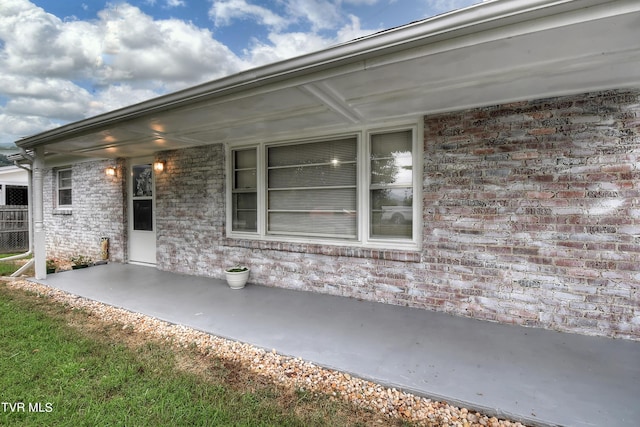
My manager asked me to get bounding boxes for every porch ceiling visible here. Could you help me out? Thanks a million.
[16,0,640,162]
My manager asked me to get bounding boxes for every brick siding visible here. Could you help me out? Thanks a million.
[423,90,640,339]
[44,159,127,263]
[44,89,640,340]
[155,146,226,273]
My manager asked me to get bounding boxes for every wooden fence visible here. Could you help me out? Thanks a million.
[0,206,28,254]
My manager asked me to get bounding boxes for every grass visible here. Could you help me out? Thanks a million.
[0,253,33,276]
[0,262,19,276]
[0,253,26,258]
[0,284,411,426]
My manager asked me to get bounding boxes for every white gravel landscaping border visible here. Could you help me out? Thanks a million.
[5,279,528,427]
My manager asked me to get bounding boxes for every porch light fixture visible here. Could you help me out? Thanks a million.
[105,166,117,177]
[153,161,165,173]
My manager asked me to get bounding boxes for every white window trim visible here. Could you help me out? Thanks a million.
[226,121,422,251]
[364,124,422,250]
[56,168,72,209]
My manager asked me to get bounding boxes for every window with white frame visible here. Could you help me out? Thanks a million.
[228,126,419,249]
[57,168,72,208]
[369,130,414,240]
[268,137,358,239]
[231,148,258,232]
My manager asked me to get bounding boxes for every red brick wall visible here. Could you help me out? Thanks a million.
[423,90,640,339]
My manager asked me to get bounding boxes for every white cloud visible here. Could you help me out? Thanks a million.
[284,0,342,31]
[424,0,479,14]
[335,15,379,43]
[6,96,89,122]
[0,0,248,143]
[210,0,357,32]
[0,0,388,144]
[165,0,186,7]
[86,85,162,118]
[0,75,83,102]
[243,13,380,66]
[0,109,60,144]
[94,4,246,88]
[343,0,379,4]
[244,32,330,66]
[210,0,288,30]
[0,1,100,78]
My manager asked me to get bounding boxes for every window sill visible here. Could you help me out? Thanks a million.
[53,209,72,216]
[222,237,421,263]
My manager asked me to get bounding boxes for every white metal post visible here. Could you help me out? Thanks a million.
[33,147,46,279]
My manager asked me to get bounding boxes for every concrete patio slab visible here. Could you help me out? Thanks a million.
[34,263,640,427]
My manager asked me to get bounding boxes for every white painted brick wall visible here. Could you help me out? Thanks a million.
[44,159,127,263]
[41,89,640,340]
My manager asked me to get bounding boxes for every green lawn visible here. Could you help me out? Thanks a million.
[0,253,32,276]
[0,253,24,258]
[0,285,407,426]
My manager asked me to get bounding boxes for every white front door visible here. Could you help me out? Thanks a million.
[128,159,156,265]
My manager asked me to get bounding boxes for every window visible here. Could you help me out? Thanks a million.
[228,125,419,249]
[369,130,413,240]
[268,138,358,238]
[132,164,153,231]
[232,148,257,232]
[57,169,72,207]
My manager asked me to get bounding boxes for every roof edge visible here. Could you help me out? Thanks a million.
[15,0,623,148]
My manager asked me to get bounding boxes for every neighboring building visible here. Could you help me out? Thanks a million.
[0,166,28,206]
[0,166,29,253]
[13,0,640,340]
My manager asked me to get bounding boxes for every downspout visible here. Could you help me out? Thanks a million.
[8,159,34,276]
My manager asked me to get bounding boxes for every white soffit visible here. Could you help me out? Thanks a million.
[16,0,640,160]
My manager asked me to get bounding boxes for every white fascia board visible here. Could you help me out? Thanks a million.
[366,0,640,70]
[14,0,630,149]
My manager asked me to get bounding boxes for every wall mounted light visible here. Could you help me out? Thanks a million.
[153,161,165,173]
[105,166,117,177]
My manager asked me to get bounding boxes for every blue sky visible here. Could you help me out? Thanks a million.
[0,0,479,145]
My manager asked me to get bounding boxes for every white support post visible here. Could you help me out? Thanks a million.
[33,147,46,279]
